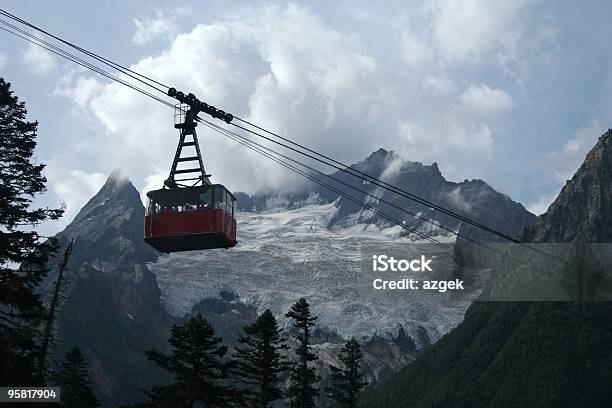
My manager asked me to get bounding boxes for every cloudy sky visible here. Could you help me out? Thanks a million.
[1,0,611,235]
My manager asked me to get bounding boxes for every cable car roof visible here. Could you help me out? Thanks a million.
[146,184,236,201]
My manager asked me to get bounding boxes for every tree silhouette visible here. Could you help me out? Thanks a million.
[326,338,367,408]
[0,77,63,385]
[38,240,73,382]
[139,313,235,407]
[233,309,288,407]
[285,298,319,408]
[53,346,100,407]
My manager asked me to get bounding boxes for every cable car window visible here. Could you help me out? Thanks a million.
[167,191,177,212]
[149,198,161,215]
[226,191,233,215]
[158,194,169,213]
[213,188,220,210]
[184,189,197,212]
[214,187,227,212]
[163,189,181,213]
[146,196,153,215]
[226,192,230,215]
[199,188,212,210]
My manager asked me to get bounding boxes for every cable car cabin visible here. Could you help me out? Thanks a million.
[144,185,237,253]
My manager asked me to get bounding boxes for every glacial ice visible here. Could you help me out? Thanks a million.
[148,203,472,347]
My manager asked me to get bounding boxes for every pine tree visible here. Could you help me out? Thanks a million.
[285,298,319,408]
[0,77,64,385]
[233,309,288,407]
[53,346,100,407]
[140,313,235,407]
[325,338,367,408]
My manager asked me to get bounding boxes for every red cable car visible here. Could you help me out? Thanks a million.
[144,90,237,253]
[144,184,236,252]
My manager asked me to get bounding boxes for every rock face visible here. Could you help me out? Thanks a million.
[522,129,612,243]
[47,171,171,407]
[359,130,612,408]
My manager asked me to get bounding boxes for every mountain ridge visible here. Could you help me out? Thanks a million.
[234,148,536,241]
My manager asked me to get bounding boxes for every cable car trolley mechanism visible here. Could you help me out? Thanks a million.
[144,89,237,253]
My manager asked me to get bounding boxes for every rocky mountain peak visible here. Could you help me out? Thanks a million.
[430,162,441,175]
[106,167,130,186]
[354,148,401,176]
[370,147,391,156]
[356,148,442,179]
[62,170,154,260]
[72,169,137,219]
[522,129,612,243]
[328,148,533,235]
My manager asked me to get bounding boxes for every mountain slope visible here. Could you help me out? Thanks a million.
[46,171,171,407]
[359,130,612,408]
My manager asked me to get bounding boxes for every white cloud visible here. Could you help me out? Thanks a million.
[431,0,529,60]
[449,122,493,151]
[22,43,57,74]
[460,84,514,114]
[401,30,433,67]
[141,171,167,204]
[62,4,385,194]
[380,155,406,182]
[56,76,105,107]
[422,76,456,94]
[445,187,472,212]
[0,53,7,70]
[132,9,176,45]
[56,2,551,202]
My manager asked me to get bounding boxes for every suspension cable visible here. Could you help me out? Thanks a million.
[0,23,174,108]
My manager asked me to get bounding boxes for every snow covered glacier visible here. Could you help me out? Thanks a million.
[148,202,476,348]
